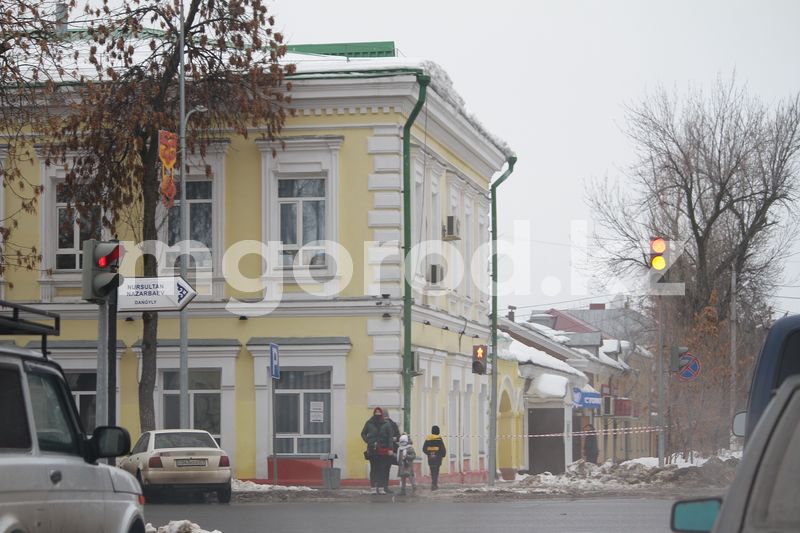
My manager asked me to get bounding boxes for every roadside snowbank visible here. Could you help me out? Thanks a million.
[145,521,221,533]
[492,452,742,495]
[232,479,315,492]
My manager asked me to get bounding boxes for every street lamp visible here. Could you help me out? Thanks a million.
[178,103,206,429]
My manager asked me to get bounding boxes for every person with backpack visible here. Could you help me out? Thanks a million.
[422,425,447,490]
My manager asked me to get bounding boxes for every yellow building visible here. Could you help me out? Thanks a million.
[3,42,515,486]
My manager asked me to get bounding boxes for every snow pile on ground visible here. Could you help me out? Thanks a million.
[232,479,315,492]
[145,521,221,533]
[500,452,741,494]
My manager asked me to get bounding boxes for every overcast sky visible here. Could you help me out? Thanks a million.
[268,0,800,317]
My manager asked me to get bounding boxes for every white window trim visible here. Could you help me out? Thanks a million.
[478,209,489,307]
[160,368,224,442]
[46,347,122,425]
[446,177,465,313]
[155,141,228,299]
[38,153,112,302]
[132,343,239,467]
[249,340,350,479]
[257,137,342,284]
[463,193,475,301]
[272,369,332,455]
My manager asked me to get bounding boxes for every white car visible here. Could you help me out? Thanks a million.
[0,342,144,533]
[118,429,232,503]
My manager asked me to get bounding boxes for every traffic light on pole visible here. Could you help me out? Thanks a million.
[472,344,488,375]
[670,345,690,372]
[649,237,668,271]
[81,239,123,302]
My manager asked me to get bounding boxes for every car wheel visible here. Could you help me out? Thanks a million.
[136,470,155,502]
[217,484,232,504]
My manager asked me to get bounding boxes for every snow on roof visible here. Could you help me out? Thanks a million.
[599,340,636,371]
[573,347,629,372]
[598,351,629,371]
[288,52,513,158]
[531,373,568,398]
[601,339,622,356]
[520,321,572,343]
[498,333,585,379]
[40,32,513,159]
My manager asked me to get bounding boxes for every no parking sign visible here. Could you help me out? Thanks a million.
[679,353,701,381]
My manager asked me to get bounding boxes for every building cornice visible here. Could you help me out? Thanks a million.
[282,76,507,176]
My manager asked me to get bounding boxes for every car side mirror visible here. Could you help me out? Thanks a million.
[92,426,131,459]
[671,498,722,532]
[732,411,746,438]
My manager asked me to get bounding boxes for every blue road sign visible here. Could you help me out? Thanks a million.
[679,353,701,381]
[270,343,280,380]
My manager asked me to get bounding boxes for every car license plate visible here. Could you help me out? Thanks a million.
[175,458,207,467]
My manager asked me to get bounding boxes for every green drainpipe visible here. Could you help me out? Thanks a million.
[402,74,431,434]
[489,155,517,485]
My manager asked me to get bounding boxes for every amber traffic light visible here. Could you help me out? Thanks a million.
[649,237,668,271]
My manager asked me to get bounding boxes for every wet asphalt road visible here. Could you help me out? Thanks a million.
[145,498,674,533]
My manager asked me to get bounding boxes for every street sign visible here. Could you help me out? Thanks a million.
[572,386,601,409]
[270,343,280,380]
[117,276,197,312]
[679,353,701,381]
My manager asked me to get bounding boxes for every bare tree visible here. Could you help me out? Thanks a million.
[0,1,69,277]
[589,77,800,454]
[43,0,293,431]
[589,77,800,325]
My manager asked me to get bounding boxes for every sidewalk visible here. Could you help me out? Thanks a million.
[232,482,713,504]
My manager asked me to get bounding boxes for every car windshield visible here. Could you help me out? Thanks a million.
[154,432,216,449]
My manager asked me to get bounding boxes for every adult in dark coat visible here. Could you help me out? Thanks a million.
[361,407,395,494]
[584,424,599,464]
[422,425,447,490]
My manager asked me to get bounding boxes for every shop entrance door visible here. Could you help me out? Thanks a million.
[528,408,565,474]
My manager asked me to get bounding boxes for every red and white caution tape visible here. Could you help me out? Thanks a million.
[411,426,666,440]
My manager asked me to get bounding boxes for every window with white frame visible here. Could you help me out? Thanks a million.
[274,369,331,454]
[478,217,488,304]
[165,179,213,271]
[64,371,96,432]
[162,369,221,444]
[464,206,473,299]
[278,177,326,267]
[414,173,424,246]
[55,183,102,270]
[259,137,341,278]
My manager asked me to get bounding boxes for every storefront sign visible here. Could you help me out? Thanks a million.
[573,387,601,409]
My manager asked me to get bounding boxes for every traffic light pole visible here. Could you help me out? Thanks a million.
[107,284,117,426]
[657,294,665,467]
[178,1,189,429]
[96,299,108,430]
